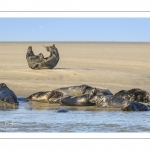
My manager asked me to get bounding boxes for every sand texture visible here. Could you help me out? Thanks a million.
[0,42,150,97]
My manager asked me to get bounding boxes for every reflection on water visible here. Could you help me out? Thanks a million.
[0,97,150,132]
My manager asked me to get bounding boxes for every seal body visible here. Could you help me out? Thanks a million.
[56,108,69,113]
[54,84,113,97]
[95,88,113,96]
[115,88,150,103]
[89,95,125,108]
[121,100,150,111]
[59,88,97,106]
[89,94,150,111]
[114,90,128,99]
[54,85,93,96]
[26,44,60,69]
[26,91,63,103]
[0,83,18,106]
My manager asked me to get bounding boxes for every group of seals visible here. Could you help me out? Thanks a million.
[1,82,150,111]
[89,95,150,111]
[0,83,18,108]
[115,88,150,103]
[54,85,113,97]
[26,85,150,111]
[26,44,60,69]
[1,43,150,112]
[26,85,113,106]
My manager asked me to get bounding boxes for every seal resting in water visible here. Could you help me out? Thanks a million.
[115,88,150,103]
[121,100,150,111]
[0,83,18,107]
[89,95,150,111]
[54,85,113,97]
[26,90,64,103]
[56,108,69,113]
[59,88,97,106]
[26,44,60,69]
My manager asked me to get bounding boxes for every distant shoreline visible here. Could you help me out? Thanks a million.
[0,41,150,43]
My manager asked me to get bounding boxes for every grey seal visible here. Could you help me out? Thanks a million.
[59,88,97,106]
[54,84,113,97]
[115,88,150,103]
[121,100,150,111]
[26,44,60,69]
[89,95,150,111]
[0,83,18,107]
[89,95,126,108]
[56,108,69,113]
[26,90,63,103]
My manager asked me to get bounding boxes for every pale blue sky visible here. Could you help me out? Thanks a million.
[0,18,150,42]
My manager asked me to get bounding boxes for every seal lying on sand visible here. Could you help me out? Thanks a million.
[26,85,112,103]
[59,88,97,106]
[89,95,126,108]
[26,44,60,69]
[54,85,113,97]
[54,85,94,96]
[89,95,149,111]
[0,83,18,107]
[26,90,64,103]
[115,88,150,103]
[96,88,113,95]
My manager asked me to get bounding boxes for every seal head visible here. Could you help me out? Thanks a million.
[0,83,19,106]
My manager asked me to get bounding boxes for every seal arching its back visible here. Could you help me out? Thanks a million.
[26,44,60,69]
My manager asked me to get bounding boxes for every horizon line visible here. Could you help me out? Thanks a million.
[0,41,150,43]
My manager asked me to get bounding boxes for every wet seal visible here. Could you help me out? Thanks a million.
[26,90,64,103]
[89,95,150,111]
[59,88,97,106]
[121,100,150,111]
[0,83,18,108]
[56,108,69,113]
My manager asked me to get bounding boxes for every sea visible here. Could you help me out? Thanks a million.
[0,98,150,133]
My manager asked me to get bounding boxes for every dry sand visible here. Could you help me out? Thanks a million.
[0,42,150,98]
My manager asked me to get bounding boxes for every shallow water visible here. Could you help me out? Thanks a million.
[0,98,150,132]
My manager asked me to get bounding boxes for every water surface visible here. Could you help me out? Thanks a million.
[0,98,150,132]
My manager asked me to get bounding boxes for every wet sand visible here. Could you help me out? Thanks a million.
[0,42,150,109]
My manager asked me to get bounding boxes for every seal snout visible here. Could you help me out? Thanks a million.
[43,44,55,51]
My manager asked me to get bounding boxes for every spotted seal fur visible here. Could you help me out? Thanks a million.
[54,84,113,97]
[26,90,63,103]
[89,95,150,111]
[26,44,60,69]
[115,88,150,103]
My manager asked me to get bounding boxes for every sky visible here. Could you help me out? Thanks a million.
[0,18,150,42]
